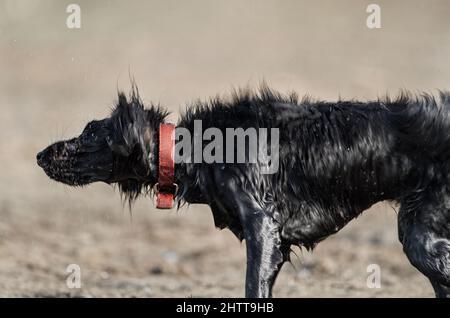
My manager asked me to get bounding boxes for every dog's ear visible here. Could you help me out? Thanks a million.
[106,135,133,157]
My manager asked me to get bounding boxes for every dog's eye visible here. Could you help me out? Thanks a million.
[106,135,113,146]
[66,143,77,152]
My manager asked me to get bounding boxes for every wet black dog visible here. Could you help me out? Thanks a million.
[37,86,450,297]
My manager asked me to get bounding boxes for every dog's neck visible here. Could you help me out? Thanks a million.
[143,119,206,206]
[145,124,161,185]
[145,118,190,197]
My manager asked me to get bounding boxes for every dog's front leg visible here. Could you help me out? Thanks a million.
[241,210,285,298]
[212,170,285,297]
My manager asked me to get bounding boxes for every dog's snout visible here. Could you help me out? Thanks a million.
[37,146,53,168]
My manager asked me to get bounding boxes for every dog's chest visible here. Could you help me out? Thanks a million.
[278,202,351,246]
[209,203,244,240]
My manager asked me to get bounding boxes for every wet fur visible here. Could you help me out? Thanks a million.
[37,86,450,297]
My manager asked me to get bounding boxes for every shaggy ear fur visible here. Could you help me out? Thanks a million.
[110,87,169,204]
[106,135,131,156]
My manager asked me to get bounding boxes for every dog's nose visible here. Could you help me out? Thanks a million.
[36,150,46,167]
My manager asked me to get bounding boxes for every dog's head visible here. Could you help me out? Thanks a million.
[37,90,168,200]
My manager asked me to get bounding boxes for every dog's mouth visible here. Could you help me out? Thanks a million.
[37,139,114,186]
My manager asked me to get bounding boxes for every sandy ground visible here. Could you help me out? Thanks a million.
[1,0,450,297]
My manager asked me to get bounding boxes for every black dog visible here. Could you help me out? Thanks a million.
[37,86,450,297]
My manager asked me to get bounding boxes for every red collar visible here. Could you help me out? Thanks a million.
[155,123,177,209]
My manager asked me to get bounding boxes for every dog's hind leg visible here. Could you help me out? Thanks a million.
[429,278,450,298]
[398,194,450,298]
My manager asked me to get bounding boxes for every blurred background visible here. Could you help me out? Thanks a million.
[1,0,449,297]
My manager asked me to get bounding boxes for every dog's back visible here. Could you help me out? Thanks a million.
[180,90,450,246]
